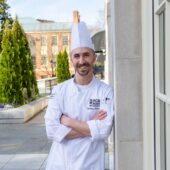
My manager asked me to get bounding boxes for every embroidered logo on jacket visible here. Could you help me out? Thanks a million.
[87,97,111,110]
[87,99,100,109]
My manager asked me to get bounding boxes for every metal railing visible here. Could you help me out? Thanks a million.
[37,77,57,96]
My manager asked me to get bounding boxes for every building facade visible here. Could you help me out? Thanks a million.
[19,18,73,79]
[105,0,170,170]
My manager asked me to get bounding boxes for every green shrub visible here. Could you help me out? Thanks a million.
[56,49,71,83]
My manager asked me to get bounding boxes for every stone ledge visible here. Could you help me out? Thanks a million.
[0,97,48,124]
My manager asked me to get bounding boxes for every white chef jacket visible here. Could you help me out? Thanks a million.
[44,77,114,170]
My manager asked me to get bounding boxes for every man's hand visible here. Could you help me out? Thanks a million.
[60,115,70,126]
[92,110,107,120]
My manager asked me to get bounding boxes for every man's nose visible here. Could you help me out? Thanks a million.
[79,56,86,64]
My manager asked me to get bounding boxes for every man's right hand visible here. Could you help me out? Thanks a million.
[92,110,107,120]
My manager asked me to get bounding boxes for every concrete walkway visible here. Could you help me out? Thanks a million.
[0,109,50,170]
[0,108,110,170]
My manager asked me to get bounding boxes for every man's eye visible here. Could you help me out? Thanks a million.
[84,53,90,57]
[74,54,79,58]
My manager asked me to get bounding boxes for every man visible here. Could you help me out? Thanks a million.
[44,11,114,170]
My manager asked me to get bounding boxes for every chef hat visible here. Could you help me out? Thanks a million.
[71,14,94,52]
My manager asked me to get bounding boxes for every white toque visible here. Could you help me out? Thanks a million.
[71,11,94,52]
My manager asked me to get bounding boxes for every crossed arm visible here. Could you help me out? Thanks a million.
[60,110,107,140]
[45,86,114,142]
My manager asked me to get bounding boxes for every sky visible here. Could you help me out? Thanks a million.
[7,0,104,26]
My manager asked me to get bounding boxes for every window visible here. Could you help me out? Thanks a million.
[160,100,166,170]
[52,36,57,45]
[31,55,36,68]
[63,36,68,45]
[41,36,47,46]
[159,11,166,94]
[158,10,167,170]
[154,1,170,169]
[52,54,56,63]
[41,55,47,65]
[29,36,36,57]
[52,46,58,56]
[29,36,35,47]
[41,46,47,56]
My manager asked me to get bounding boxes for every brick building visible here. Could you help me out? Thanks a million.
[19,17,73,79]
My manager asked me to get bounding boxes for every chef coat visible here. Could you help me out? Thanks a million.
[44,77,114,170]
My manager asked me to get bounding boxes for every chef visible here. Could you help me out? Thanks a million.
[44,11,114,170]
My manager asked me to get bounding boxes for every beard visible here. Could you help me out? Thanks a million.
[75,63,92,76]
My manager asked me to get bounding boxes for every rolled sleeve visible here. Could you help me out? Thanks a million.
[44,86,71,143]
[45,118,71,143]
[87,87,114,141]
[87,120,100,140]
[54,124,71,142]
[87,116,113,141]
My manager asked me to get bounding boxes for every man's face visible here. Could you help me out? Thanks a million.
[70,47,96,77]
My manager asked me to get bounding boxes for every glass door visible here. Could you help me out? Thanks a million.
[154,0,170,170]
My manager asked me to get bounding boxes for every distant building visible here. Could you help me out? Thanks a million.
[19,17,73,79]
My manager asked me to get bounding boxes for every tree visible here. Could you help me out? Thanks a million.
[12,18,39,100]
[0,21,23,104]
[0,18,39,105]
[56,50,71,83]
[63,49,71,79]
[0,0,13,49]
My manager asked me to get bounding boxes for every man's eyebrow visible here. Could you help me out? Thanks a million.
[72,51,91,56]
[73,53,80,56]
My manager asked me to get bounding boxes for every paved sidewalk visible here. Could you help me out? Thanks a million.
[0,108,110,170]
[0,109,50,170]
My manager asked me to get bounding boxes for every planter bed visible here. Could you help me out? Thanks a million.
[0,97,48,124]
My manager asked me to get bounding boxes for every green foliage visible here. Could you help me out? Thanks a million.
[0,0,12,28]
[0,18,39,105]
[56,49,71,83]
[12,18,39,99]
[0,0,13,50]
[0,21,23,104]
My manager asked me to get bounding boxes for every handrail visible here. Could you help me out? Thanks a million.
[156,92,170,104]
